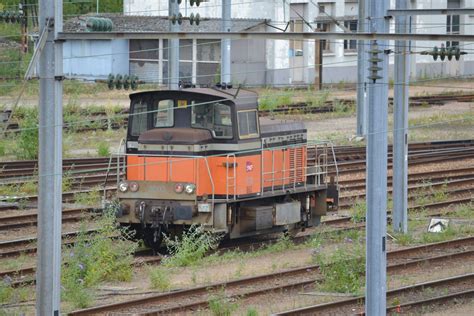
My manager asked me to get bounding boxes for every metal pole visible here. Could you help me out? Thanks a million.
[169,0,180,89]
[365,0,389,315]
[314,38,323,90]
[36,0,63,314]
[393,0,410,233]
[356,0,368,136]
[221,0,231,85]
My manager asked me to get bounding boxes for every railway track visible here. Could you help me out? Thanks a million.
[0,207,96,231]
[66,236,474,315]
[275,273,474,315]
[2,93,472,132]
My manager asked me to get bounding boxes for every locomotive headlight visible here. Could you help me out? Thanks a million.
[184,184,196,194]
[129,182,139,192]
[174,183,184,193]
[118,182,129,193]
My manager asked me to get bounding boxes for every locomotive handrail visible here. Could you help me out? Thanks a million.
[103,138,125,199]
[328,142,339,186]
[203,157,215,210]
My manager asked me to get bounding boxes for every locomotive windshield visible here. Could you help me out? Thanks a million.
[191,102,233,138]
[129,97,234,139]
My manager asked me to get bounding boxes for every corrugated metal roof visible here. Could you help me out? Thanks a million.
[64,14,266,33]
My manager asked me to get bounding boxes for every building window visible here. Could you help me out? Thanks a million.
[196,39,221,85]
[290,20,304,56]
[344,20,357,52]
[316,22,332,53]
[446,0,460,48]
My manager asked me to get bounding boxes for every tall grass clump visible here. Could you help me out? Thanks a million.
[61,208,138,309]
[163,225,221,267]
[97,142,110,157]
[313,245,365,294]
[148,267,171,291]
[208,291,239,316]
[17,108,39,160]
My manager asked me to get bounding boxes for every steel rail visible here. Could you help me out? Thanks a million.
[67,237,474,315]
[273,273,474,315]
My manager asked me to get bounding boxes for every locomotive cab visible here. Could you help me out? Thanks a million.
[114,88,338,250]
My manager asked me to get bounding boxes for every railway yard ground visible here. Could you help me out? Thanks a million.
[0,79,473,315]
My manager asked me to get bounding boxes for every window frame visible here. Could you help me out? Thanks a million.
[191,102,234,139]
[343,20,358,52]
[153,99,175,128]
[237,110,260,140]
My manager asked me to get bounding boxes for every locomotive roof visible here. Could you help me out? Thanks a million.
[130,88,258,110]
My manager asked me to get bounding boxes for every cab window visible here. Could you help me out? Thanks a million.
[129,101,148,137]
[238,110,259,139]
[192,102,233,139]
[153,99,174,127]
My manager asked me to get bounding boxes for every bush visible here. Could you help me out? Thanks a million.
[208,292,238,316]
[17,108,38,160]
[163,225,221,267]
[149,267,171,291]
[97,142,110,157]
[313,245,365,294]
[61,208,138,308]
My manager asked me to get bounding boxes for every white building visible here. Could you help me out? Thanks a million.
[64,0,473,85]
[123,0,474,85]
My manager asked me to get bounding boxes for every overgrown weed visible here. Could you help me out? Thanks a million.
[61,208,138,309]
[163,225,221,267]
[313,244,365,295]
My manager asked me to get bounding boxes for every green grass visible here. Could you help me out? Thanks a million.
[163,225,222,267]
[149,267,171,291]
[313,244,365,295]
[208,291,239,316]
[97,142,110,157]
[61,208,138,309]
[73,188,102,207]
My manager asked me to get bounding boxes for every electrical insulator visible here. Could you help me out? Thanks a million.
[432,46,439,61]
[131,75,139,90]
[123,75,130,90]
[107,74,115,90]
[439,45,446,61]
[86,17,113,32]
[367,40,383,83]
[115,74,123,90]
[189,13,201,25]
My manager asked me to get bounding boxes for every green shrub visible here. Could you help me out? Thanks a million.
[61,208,138,308]
[73,188,102,206]
[97,142,110,157]
[17,108,38,160]
[313,245,365,294]
[208,292,238,316]
[163,225,221,267]
[149,267,171,291]
[246,307,259,316]
[351,200,366,223]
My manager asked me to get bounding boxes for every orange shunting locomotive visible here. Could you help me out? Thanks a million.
[113,88,338,249]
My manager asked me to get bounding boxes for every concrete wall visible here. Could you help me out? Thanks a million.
[63,40,129,80]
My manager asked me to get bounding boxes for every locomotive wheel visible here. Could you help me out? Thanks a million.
[143,226,164,252]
